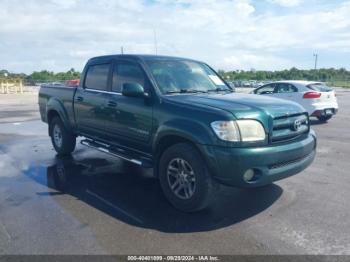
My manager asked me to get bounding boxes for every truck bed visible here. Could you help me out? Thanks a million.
[38,84,77,127]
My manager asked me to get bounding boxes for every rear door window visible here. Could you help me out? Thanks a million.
[84,63,111,91]
[275,83,297,93]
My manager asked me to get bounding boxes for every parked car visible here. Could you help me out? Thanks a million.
[39,55,316,212]
[227,81,236,92]
[51,81,64,86]
[256,81,265,88]
[65,79,80,87]
[242,81,251,87]
[251,80,338,122]
[233,80,242,87]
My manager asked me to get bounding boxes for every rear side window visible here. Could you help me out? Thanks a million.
[112,62,145,93]
[307,83,332,92]
[275,83,297,93]
[85,63,110,91]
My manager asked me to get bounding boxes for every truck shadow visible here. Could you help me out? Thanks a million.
[37,154,283,233]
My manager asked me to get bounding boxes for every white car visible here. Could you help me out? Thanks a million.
[252,80,338,122]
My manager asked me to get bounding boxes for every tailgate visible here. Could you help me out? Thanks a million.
[319,90,337,103]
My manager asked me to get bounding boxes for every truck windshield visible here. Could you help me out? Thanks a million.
[146,60,231,94]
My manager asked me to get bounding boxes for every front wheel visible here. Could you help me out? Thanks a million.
[49,117,76,155]
[159,143,215,212]
[317,115,332,122]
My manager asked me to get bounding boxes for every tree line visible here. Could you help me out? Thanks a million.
[217,67,350,82]
[1,67,350,82]
[0,68,81,82]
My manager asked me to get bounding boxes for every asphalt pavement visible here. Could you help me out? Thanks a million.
[0,89,350,255]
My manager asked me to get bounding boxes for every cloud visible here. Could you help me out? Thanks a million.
[267,0,303,7]
[0,0,350,73]
[222,52,293,70]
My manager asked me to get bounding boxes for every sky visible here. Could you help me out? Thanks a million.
[1,0,350,74]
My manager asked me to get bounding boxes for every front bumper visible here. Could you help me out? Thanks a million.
[200,130,317,188]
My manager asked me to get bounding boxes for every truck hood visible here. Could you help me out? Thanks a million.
[164,93,306,119]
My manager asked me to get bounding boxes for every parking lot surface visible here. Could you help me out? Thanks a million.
[0,89,350,255]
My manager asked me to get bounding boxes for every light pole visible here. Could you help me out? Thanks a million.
[313,53,318,81]
[153,29,158,55]
[313,53,318,70]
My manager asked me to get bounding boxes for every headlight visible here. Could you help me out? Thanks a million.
[236,120,266,141]
[211,121,240,141]
[211,120,265,142]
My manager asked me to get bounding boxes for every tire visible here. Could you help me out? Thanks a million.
[158,143,215,212]
[317,115,332,122]
[49,116,76,155]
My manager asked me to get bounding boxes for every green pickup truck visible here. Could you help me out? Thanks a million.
[39,55,316,212]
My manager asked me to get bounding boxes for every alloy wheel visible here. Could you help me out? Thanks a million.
[166,158,196,200]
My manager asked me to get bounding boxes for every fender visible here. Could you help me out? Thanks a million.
[152,118,214,152]
[46,97,73,132]
[151,118,218,178]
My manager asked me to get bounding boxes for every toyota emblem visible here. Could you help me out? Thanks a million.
[293,119,302,131]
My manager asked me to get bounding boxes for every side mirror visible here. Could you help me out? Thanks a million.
[122,83,144,97]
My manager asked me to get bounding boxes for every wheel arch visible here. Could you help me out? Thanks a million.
[46,98,73,135]
[153,133,209,178]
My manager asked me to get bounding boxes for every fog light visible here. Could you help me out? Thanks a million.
[243,169,255,182]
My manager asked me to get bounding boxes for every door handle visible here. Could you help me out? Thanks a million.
[76,96,83,102]
[107,101,118,107]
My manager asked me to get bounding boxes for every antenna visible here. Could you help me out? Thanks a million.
[153,29,158,55]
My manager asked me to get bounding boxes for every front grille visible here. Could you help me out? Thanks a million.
[271,113,309,143]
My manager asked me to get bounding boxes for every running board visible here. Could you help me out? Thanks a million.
[80,139,153,168]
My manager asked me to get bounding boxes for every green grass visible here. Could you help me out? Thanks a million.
[326,81,350,88]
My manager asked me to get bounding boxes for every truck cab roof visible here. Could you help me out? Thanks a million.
[88,54,202,64]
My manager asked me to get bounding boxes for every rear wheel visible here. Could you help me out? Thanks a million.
[159,143,215,212]
[49,117,76,155]
[317,115,332,122]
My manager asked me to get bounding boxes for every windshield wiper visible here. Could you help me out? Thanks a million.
[165,89,208,94]
[207,87,233,93]
[184,89,208,93]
